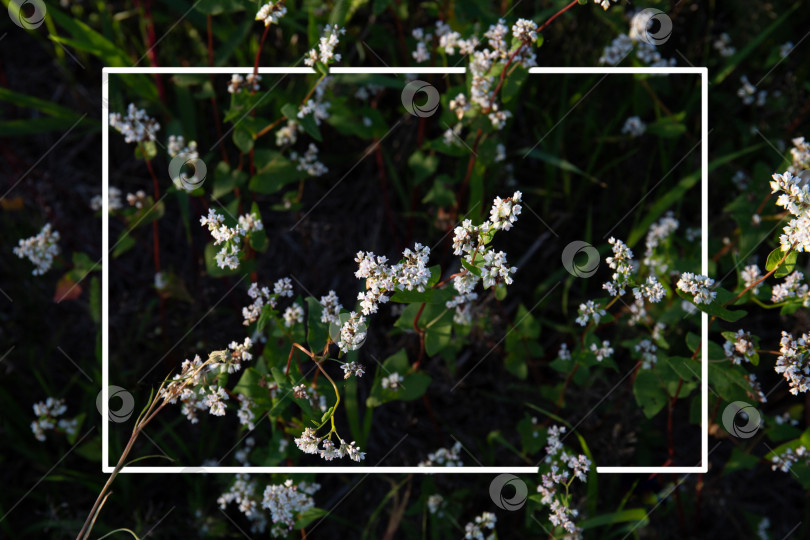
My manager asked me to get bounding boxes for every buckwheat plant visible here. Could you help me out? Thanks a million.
[13,223,60,275]
[30,397,78,442]
[218,475,320,537]
[536,426,591,538]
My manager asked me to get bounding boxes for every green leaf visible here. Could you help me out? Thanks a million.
[294,507,327,529]
[113,231,135,258]
[366,350,432,407]
[633,370,668,418]
[305,297,330,352]
[249,156,304,194]
[645,118,687,138]
[408,151,438,184]
[580,508,650,530]
[233,126,254,153]
[766,248,797,278]
[675,288,747,323]
[522,148,600,184]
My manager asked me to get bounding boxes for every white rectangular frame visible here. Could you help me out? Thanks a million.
[102,66,709,474]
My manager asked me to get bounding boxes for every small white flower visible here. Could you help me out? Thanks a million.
[621,116,646,137]
[590,340,614,362]
[109,103,160,144]
[677,272,716,305]
[381,372,404,391]
[255,1,286,26]
[283,303,304,328]
[13,223,60,276]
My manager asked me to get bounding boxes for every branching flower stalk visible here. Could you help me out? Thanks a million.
[76,350,229,540]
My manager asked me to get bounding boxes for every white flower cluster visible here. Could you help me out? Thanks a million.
[576,299,607,327]
[788,137,810,175]
[291,143,327,177]
[603,237,635,296]
[282,303,304,328]
[109,103,160,144]
[209,337,254,374]
[293,427,366,461]
[167,135,198,160]
[200,208,261,270]
[427,494,445,515]
[319,290,342,325]
[381,372,404,391]
[723,330,756,365]
[677,272,716,305]
[298,78,332,125]
[126,190,146,209]
[737,75,767,107]
[590,340,614,362]
[275,119,299,146]
[237,396,256,430]
[463,512,497,540]
[450,191,521,309]
[352,242,431,318]
[435,21,478,56]
[337,312,367,353]
[90,186,123,212]
[771,445,808,473]
[242,278,294,325]
[512,18,538,42]
[31,397,76,442]
[558,343,572,361]
[255,1,286,27]
[13,223,60,275]
[771,170,810,252]
[203,385,228,416]
[633,276,666,304]
[599,11,676,67]
[745,373,767,403]
[341,361,365,379]
[643,212,679,273]
[713,33,736,57]
[217,474,268,534]
[304,25,345,67]
[594,0,614,10]
[621,116,646,137]
[228,73,261,94]
[261,479,319,536]
[418,441,464,467]
[536,426,590,538]
[771,271,810,305]
[411,27,432,63]
[775,331,810,395]
[635,339,658,369]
